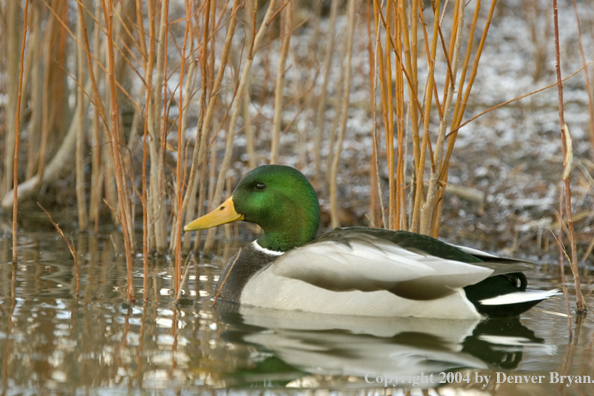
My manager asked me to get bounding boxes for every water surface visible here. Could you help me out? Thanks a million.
[1,227,593,395]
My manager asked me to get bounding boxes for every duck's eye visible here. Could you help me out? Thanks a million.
[255,182,266,191]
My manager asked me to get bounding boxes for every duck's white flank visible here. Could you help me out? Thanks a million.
[241,272,482,319]
[479,289,560,306]
[252,241,285,256]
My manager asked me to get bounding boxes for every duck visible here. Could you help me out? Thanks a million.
[184,165,558,319]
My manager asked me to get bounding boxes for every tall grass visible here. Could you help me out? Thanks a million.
[11,0,30,262]
[553,0,586,313]
[1,0,592,306]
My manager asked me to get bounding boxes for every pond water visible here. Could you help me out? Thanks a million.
[1,227,593,395]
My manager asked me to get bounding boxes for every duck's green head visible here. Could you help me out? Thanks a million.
[184,165,320,252]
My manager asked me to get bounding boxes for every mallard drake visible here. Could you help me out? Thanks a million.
[184,165,558,319]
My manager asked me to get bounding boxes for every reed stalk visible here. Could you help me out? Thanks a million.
[270,0,293,165]
[141,0,156,292]
[394,0,405,231]
[410,0,441,234]
[148,0,170,254]
[103,0,135,301]
[36,9,54,194]
[552,0,586,314]
[399,0,418,231]
[330,0,357,228]
[90,0,103,232]
[4,1,18,199]
[371,0,391,228]
[384,0,395,230]
[158,1,170,254]
[365,0,382,228]
[556,195,574,336]
[173,0,192,294]
[243,0,256,169]
[76,5,88,231]
[12,0,30,262]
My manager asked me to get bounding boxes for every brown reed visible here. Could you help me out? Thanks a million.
[12,0,30,263]
[553,0,587,314]
[102,0,135,301]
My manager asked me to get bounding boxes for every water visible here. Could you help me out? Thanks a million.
[1,227,593,395]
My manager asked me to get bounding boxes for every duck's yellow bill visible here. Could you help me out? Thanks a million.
[183,196,244,232]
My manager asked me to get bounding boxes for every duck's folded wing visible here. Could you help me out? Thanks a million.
[270,237,494,300]
[448,244,536,276]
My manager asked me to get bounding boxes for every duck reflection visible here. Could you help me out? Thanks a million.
[215,301,552,388]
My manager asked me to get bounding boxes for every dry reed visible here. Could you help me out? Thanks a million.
[329,0,358,228]
[12,0,30,263]
[553,0,587,314]
[102,0,135,301]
